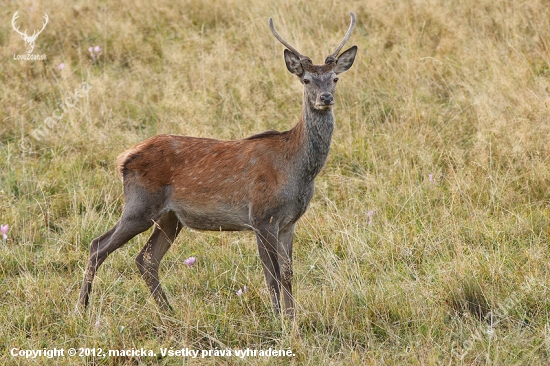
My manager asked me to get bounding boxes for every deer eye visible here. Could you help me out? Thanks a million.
[303,78,311,84]
[333,77,339,83]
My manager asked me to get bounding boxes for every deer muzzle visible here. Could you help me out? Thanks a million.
[316,93,334,110]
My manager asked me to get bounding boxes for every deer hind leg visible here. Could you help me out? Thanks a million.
[278,224,295,318]
[77,213,154,309]
[135,211,182,311]
[255,222,282,314]
[77,185,169,310]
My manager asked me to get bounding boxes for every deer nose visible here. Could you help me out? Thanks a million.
[320,93,333,105]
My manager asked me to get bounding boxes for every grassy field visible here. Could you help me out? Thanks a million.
[1,0,550,364]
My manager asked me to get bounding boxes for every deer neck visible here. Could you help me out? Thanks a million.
[290,98,334,182]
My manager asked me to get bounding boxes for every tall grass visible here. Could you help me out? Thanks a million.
[1,0,550,364]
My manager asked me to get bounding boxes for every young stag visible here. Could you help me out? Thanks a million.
[78,13,357,317]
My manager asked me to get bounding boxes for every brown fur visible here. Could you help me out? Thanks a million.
[77,15,357,317]
[117,127,304,213]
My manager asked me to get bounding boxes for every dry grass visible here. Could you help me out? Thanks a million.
[1,0,550,364]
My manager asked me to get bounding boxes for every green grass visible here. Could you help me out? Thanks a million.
[1,0,550,364]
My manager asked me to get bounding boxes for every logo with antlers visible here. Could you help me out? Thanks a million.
[12,11,49,54]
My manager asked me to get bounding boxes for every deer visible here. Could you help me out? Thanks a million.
[77,13,357,318]
[11,11,49,54]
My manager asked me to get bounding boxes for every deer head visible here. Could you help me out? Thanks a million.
[12,11,49,54]
[269,13,357,111]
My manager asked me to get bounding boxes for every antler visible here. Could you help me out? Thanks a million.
[28,13,49,41]
[269,18,309,61]
[324,12,356,64]
[11,11,28,38]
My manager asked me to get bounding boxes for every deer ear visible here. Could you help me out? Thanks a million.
[284,49,304,76]
[333,46,357,74]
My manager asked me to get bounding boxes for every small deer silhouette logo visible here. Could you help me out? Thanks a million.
[12,11,49,54]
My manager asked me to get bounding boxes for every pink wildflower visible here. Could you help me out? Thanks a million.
[89,46,102,60]
[1,225,8,240]
[184,257,196,267]
[236,286,247,296]
[366,210,375,225]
